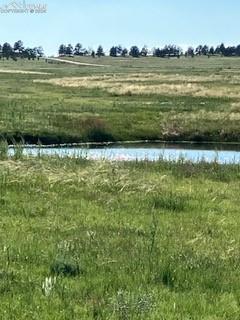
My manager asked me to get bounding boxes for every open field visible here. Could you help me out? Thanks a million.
[0,57,240,318]
[0,56,240,144]
[0,154,239,319]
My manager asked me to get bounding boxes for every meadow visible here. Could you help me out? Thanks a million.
[1,56,240,144]
[0,57,240,319]
[0,153,239,319]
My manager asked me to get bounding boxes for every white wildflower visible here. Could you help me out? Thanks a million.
[42,276,57,297]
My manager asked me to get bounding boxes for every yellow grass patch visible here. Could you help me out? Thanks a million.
[34,73,240,98]
[165,110,240,122]
[0,69,51,75]
[231,102,240,112]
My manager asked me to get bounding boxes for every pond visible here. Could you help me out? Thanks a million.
[8,143,240,164]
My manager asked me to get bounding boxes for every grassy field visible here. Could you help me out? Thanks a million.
[1,56,240,144]
[0,153,239,319]
[0,57,240,319]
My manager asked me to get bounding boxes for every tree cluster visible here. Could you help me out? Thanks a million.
[153,45,182,58]
[185,44,240,57]
[59,43,86,56]
[0,40,44,60]
[58,43,107,58]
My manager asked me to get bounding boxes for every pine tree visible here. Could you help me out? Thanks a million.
[96,45,104,57]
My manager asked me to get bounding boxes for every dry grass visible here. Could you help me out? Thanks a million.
[34,73,240,98]
[0,69,51,75]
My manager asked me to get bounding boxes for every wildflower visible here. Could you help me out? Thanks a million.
[42,276,57,297]
[87,231,96,239]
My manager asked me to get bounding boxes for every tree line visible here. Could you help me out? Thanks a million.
[0,40,44,60]
[59,43,240,58]
[1,41,239,60]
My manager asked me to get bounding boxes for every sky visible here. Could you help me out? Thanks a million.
[0,0,239,55]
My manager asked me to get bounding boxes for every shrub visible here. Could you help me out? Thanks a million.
[50,256,81,277]
[84,117,114,142]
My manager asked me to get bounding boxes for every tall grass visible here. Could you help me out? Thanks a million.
[0,140,8,160]
[0,156,238,318]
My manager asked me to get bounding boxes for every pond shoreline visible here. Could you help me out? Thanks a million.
[8,139,240,151]
[7,142,240,164]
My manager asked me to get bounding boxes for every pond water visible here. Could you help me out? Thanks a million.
[8,143,240,164]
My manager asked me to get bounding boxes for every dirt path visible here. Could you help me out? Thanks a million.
[47,58,109,67]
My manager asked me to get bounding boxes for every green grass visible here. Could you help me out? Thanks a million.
[0,56,240,318]
[0,56,240,144]
[0,155,239,319]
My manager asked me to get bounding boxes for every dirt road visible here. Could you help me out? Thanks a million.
[47,58,109,67]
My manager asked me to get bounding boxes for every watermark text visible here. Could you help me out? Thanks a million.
[0,1,47,14]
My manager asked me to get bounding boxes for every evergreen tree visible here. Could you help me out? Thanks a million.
[202,45,209,55]
[129,46,140,58]
[236,45,240,56]
[35,47,44,59]
[58,44,66,56]
[219,43,226,56]
[117,45,123,56]
[121,48,128,57]
[209,46,215,55]
[195,45,203,55]
[13,40,24,57]
[66,44,73,56]
[141,46,148,56]
[2,43,13,60]
[186,47,194,57]
[96,45,104,57]
[74,43,83,56]
[110,46,117,57]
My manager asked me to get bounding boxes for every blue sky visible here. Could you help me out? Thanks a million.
[0,0,239,55]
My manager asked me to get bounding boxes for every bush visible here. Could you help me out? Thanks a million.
[84,117,115,142]
[50,256,81,277]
